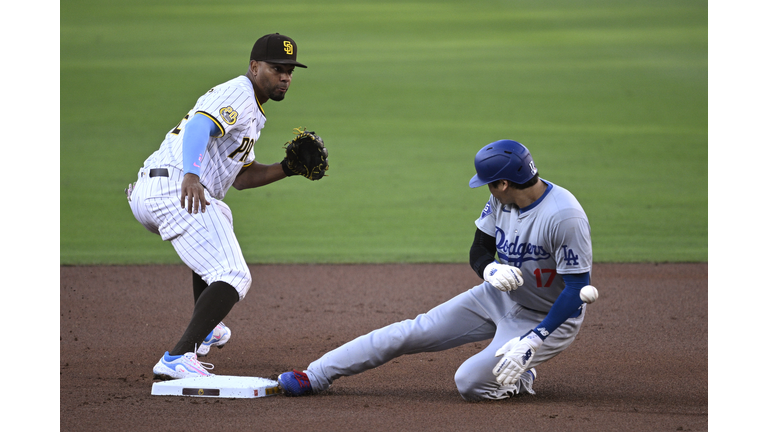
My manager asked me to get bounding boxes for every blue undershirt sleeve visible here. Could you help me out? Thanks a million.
[532,272,590,339]
[182,114,219,176]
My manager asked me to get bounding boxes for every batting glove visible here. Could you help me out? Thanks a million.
[492,331,544,387]
[483,262,524,292]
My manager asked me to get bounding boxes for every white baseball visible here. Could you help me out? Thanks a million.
[579,285,599,304]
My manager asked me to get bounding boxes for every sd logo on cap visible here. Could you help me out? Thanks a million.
[250,33,307,68]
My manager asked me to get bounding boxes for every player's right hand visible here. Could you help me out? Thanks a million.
[180,173,210,214]
[483,262,524,292]
[492,331,543,387]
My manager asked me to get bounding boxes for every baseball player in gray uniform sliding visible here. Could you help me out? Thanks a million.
[278,139,593,401]
[127,33,318,380]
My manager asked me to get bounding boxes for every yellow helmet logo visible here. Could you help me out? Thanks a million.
[283,41,294,55]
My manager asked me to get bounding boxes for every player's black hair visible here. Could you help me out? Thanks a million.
[491,173,540,190]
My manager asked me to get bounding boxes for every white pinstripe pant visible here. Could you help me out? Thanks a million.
[128,166,251,299]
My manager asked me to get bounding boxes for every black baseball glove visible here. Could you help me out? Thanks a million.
[280,128,329,180]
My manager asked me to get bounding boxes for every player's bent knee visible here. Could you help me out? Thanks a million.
[236,272,252,300]
[217,269,251,301]
[454,368,485,402]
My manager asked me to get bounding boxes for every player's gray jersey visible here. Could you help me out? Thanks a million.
[475,180,592,312]
[142,75,266,200]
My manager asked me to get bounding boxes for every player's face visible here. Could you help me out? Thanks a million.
[253,61,294,102]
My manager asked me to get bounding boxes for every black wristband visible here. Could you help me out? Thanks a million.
[280,159,295,177]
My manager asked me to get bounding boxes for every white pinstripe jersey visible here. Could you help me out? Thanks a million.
[475,180,592,312]
[142,75,266,200]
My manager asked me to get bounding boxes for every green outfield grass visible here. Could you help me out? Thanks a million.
[60,0,707,264]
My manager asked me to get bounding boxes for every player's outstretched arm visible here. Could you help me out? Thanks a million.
[232,162,288,190]
[535,272,590,335]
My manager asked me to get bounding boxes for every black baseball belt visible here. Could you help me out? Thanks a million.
[149,168,169,178]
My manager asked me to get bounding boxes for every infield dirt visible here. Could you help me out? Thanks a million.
[60,263,707,431]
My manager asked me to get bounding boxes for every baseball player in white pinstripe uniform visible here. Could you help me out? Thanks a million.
[126,33,311,380]
[278,140,595,401]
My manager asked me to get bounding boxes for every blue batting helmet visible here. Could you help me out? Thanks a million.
[469,140,538,188]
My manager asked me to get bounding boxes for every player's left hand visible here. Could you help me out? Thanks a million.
[483,262,524,292]
[492,331,543,387]
[281,128,329,180]
[181,173,210,214]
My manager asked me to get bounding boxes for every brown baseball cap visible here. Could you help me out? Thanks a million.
[250,33,307,68]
